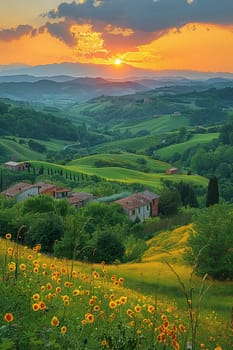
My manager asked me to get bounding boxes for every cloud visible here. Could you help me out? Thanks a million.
[40,20,77,46]
[0,25,34,41]
[47,0,233,32]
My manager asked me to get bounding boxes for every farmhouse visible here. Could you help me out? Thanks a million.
[67,192,94,208]
[166,167,179,175]
[1,182,40,202]
[115,190,159,222]
[4,161,30,172]
[1,181,70,202]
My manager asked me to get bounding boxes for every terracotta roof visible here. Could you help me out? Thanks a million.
[2,182,34,197]
[116,193,150,210]
[67,192,93,204]
[116,191,159,210]
[36,182,56,193]
[141,190,160,201]
[55,187,70,193]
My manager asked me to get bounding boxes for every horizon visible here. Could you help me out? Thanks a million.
[0,1,233,76]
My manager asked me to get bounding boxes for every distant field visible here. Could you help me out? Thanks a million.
[88,134,162,154]
[69,152,170,172]
[111,114,189,135]
[0,139,43,161]
[67,154,208,189]
[0,137,71,161]
[156,133,219,159]
[30,158,208,190]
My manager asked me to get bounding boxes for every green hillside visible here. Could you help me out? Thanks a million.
[0,137,69,162]
[156,133,219,159]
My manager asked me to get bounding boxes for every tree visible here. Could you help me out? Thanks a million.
[92,230,125,264]
[206,176,219,207]
[186,203,233,280]
[158,187,182,215]
[22,195,55,214]
[24,213,64,252]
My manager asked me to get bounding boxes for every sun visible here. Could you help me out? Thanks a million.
[115,58,122,65]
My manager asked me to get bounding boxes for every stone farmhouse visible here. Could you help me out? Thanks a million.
[115,190,159,222]
[1,180,159,222]
[1,182,70,202]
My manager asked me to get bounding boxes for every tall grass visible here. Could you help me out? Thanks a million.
[0,231,231,349]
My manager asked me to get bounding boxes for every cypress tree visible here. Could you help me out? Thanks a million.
[206,176,219,207]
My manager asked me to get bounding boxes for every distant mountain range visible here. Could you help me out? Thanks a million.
[0,62,233,106]
[1,62,233,80]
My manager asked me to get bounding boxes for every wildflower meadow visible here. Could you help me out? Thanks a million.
[0,233,232,349]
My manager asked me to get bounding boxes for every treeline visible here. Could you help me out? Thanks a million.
[0,102,77,140]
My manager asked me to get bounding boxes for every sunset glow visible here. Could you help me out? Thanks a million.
[0,1,232,74]
[115,58,122,65]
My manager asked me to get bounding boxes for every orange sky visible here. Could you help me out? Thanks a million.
[0,1,233,73]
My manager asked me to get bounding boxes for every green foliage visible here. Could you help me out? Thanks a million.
[24,212,64,252]
[22,195,55,214]
[28,139,47,153]
[186,203,233,280]
[206,176,219,207]
[0,106,78,141]
[158,187,182,215]
[91,230,125,264]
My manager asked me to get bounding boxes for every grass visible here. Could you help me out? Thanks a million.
[110,115,189,135]
[156,133,219,159]
[0,137,71,161]
[29,158,208,191]
[0,226,232,349]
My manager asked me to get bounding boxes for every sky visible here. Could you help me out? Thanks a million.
[0,0,233,73]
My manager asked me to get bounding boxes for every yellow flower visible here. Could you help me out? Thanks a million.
[126,309,134,318]
[61,326,67,334]
[109,300,116,309]
[20,263,26,271]
[148,305,155,314]
[119,277,124,283]
[32,293,40,301]
[32,303,40,312]
[120,296,127,304]
[8,262,16,272]
[214,347,222,350]
[5,233,12,240]
[39,301,46,310]
[134,305,141,313]
[101,340,108,346]
[51,316,59,327]
[7,247,13,256]
[93,305,100,312]
[85,313,95,323]
[56,287,61,293]
[47,283,52,291]
[73,289,80,296]
[93,271,99,279]
[28,254,33,260]
[64,281,70,287]
[4,313,14,323]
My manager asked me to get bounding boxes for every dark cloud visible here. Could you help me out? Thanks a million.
[0,25,34,41]
[40,20,77,46]
[47,0,233,32]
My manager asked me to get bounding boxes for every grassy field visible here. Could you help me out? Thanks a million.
[0,226,232,349]
[0,137,70,161]
[156,133,219,159]
[30,157,208,190]
[110,115,189,135]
